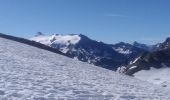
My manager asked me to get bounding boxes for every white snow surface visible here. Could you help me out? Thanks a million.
[129,66,138,70]
[30,34,81,45]
[30,34,80,53]
[0,37,170,100]
[134,67,170,89]
[132,57,140,64]
[114,47,132,54]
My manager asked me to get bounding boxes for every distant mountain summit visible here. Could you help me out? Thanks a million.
[157,37,170,50]
[125,37,170,74]
[31,34,126,70]
[133,41,152,51]
[31,34,81,53]
[34,32,45,37]
[31,34,146,70]
[112,42,133,54]
[112,42,146,61]
[123,37,170,87]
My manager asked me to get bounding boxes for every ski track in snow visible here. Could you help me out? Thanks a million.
[0,37,170,100]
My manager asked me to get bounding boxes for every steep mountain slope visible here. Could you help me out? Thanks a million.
[0,36,170,99]
[133,41,163,52]
[157,37,170,50]
[112,42,146,61]
[133,41,152,51]
[124,38,170,88]
[0,33,68,57]
[31,34,146,70]
[31,34,127,70]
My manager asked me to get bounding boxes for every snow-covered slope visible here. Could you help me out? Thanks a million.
[30,34,81,53]
[123,38,170,88]
[134,67,170,88]
[113,47,132,54]
[1,37,170,99]
[112,42,133,54]
[112,42,146,60]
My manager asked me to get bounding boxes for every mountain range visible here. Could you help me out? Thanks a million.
[0,32,170,91]
[30,33,148,70]
[124,37,170,74]
[120,37,170,87]
[30,33,170,88]
[0,33,170,99]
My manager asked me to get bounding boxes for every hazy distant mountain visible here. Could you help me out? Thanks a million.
[123,37,170,88]
[133,41,152,51]
[112,42,146,61]
[125,37,170,74]
[133,41,164,52]
[157,37,170,50]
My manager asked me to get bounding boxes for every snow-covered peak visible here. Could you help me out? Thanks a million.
[51,34,81,44]
[30,34,81,46]
[30,34,81,53]
[30,35,51,45]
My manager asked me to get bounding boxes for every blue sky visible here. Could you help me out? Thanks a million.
[0,0,170,44]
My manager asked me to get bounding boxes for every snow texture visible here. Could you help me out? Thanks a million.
[134,67,170,89]
[30,34,81,53]
[30,34,81,45]
[0,37,170,100]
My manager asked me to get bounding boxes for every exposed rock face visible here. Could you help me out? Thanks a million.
[125,38,170,75]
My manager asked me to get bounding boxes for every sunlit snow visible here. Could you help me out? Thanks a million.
[134,67,170,88]
[0,37,170,100]
[30,34,81,53]
[114,47,132,54]
[31,34,81,45]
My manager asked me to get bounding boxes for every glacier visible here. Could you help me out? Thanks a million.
[0,37,170,100]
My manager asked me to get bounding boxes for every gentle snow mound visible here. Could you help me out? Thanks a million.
[134,67,170,88]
